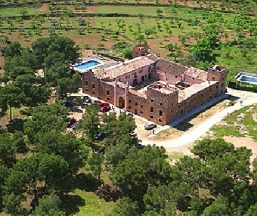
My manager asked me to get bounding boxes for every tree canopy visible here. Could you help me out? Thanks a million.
[24,103,69,143]
[31,35,80,68]
[187,25,220,70]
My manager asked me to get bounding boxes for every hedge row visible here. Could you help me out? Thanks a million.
[228,81,257,93]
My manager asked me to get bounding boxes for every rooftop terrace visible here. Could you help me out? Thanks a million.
[148,81,178,95]
[178,81,217,102]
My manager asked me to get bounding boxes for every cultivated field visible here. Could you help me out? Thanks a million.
[1,1,257,80]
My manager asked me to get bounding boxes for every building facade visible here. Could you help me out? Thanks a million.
[80,54,228,126]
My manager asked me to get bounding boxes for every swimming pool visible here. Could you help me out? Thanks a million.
[73,59,102,73]
[236,72,257,85]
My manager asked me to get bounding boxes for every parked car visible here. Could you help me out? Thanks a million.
[94,132,103,140]
[67,118,82,130]
[67,118,77,128]
[72,119,82,129]
[144,123,157,130]
[64,100,74,108]
[83,96,92,104]
[100,102,111,112]
[136,143,144,149]
[67,96,76,102]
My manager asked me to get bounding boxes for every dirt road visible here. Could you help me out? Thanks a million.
[140,88,257,152]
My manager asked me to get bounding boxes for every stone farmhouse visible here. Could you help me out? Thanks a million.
[79,47,228,126]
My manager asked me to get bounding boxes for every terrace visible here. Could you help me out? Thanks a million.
[73,59,103,73]
[178,81,217,102]
[72,54,119,74]
[148,81,178,95]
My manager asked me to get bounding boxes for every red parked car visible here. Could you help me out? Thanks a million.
[100,102,111,112]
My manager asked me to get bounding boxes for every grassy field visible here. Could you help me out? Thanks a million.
[93,4,240,22]
[73,190,115,216]
[60,189,116,216]
[0,5,48,17]
[218,45,257,81]
[1,2,256,80]
[94,5,167,15]
[211,105,257,140]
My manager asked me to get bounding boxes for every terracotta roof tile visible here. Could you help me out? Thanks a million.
[178,81,217,102]
[101,56,155,79]
[184,67,208,81]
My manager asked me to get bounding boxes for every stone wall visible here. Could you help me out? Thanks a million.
[184,75,203,85]
[81,71,115,104]
[132,43,149,58]
[178,82,220,117]
[207,66,228,96]
[155,59,188,84]
[126,92,148,117]
[146,87,179,125]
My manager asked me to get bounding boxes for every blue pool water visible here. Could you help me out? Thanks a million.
[74,60,101,71]
[238,74,257,85]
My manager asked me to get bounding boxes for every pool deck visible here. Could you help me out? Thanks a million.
[72,59,104,73]
[235,72,257,86]
[72,55,120,73]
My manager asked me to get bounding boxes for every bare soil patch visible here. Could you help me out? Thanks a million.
[166,146,193,157]
[66,32,112,49]
[190,99,230,125]
[84,6,97,13]
[0,107,26,128]
[224,136,257,162]
[0,54,4,75]
[134,117,152,141]
[40,3,49,12]
[153,128,183,142]
[147,38,169,58]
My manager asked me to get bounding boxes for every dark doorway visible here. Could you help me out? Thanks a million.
[133,79,137,87]
[135,109,138,115]
[118,97,125,108]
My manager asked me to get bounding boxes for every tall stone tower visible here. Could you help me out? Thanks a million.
[207,65,228,95]
[132,43,149,58]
